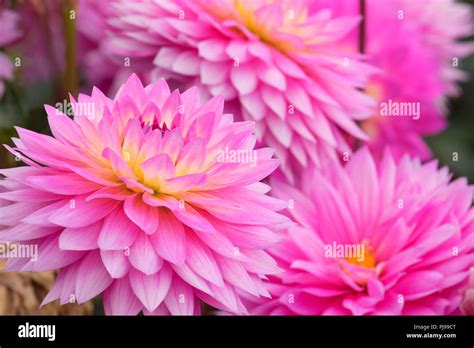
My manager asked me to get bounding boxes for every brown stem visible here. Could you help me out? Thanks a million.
[63,0,78,98]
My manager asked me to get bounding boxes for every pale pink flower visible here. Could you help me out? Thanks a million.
[0,74,291,315]
[250,147,474,315]
[0,4,21,97]
[104,0,376,181]
[77,0,150,94]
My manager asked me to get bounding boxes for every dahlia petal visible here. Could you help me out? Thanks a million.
[285,81,313,116]
[172,51,200,76]
[197,39,228,62]
[142,192,181,210]
[261,85,286,119]
[217,257,259,296]
[1,201,44,226]
[257,66,286,91]
[30,234,85,272]
[175,138,206,175]
[102,147,137,180]
[1,224,60,242]
[186,233,224,287]
[85,185,131,201]
[241,249,282,275]
[115,73,146,109]
[124,194,160,234]
[162,173,207,194]
[49,197,119,228]
[171,263,213,296]
[160,127,183,163]
[59,264,80,305]
[122,118,143,168]
[100,249,130,279]
[129,233,163,275]
[149,209,186,265]
[59,221,102,251]
[160,91,181,129]
[129,265,173,312]
[201,61,229,85]
[164,276,195,315]
[26,174,101,195]
[141,154,175,188]
[23,200,70,227]
[45,105,86,147]
[241,91,267,121]
[104,277,142,315]
[174,204,217,233]
[393,271,445,301]
[230,64,257,95]
[41,271,64,306]
[98,208,140,250]
[75,250,113,303]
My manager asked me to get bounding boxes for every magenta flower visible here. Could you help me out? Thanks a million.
[0,5,21,97]
[325,0,474,160]
[462,268,474,315]
[103,0,376,181]
[0,74,291,315]
[250,147,474,315]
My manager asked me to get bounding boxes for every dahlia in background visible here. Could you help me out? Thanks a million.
[103,0,376,181]
[77,0,148,94]
[322,0,474,160]
[0,4,21,97]
[0,74,291,315]
[8,0,65,84]
[250,147,474,315]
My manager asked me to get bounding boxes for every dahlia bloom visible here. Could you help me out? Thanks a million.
[462,268,474,315]
[77,0,149,94]
[251,147,474,315]
[0,5,21,97]
[0,74,291,315]
[104,0,376,181]
[324,0,473,160]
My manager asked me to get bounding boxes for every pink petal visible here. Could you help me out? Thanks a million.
[49,197,119,228]
[129,265,173,312]
[149,209,186,265]
[104,277,143,315]
[98,208,140,250]
[124,194,160,234]
[186,233,224,287]
[75,250,113,303]
[129,233,163,275]
[164,276,195,315]
[59,221,102,250]
[100,249,130,278]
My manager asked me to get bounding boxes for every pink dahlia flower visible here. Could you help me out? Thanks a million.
[104,0,376,181]
[0,4,21,97]
[0,74,291,315]
[462,268,474,315]
[322,0,473,160]
[250,147,474,315]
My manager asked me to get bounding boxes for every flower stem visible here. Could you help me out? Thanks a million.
[359,0,366,54]
[63,0,78,98]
